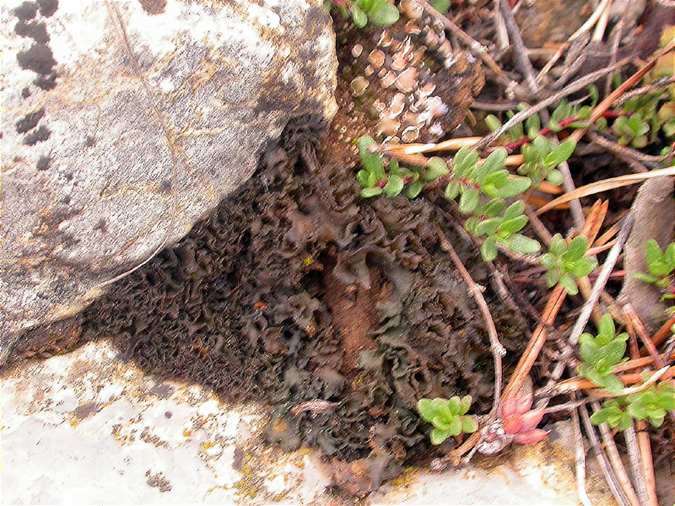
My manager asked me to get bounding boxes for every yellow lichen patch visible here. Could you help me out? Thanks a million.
[200,440,215,451]
[69,417,79,428]
[389,466,416,488]
[182,428,192,438]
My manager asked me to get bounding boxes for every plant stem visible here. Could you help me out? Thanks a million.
[623,304,666,368]
[579,403,631,506]
[624,424,650,506]
[474,59,630,151]
[570,39,675,144]
[651,315,675,348]
[592,400,641,506]
[436,226,505,416]
[572,399,593,506]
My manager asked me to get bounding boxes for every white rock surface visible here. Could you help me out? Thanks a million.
[0,0,337,358]
[0,339,615,505]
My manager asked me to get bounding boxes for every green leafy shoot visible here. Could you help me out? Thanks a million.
[465,200,540,262]
[348,0,399,28]
[355,136,448,199]
[519,136,575,185]
[634,240,675,299]
[577,314,628,393]
[445,147,532,207]
[591,382,675,430]
[445,147,539,261]
[540,234,598,295]
[417,396,478,445]
[612,114,650,148]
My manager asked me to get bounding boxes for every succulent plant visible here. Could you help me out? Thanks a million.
[417,396,478,445]
[350,0,400,28]
[612,114,651,148]
[591,382,675,430]
[355,136,448,198]
[634,240,675,298]
[464,199,540,262]
[499,392,548,445]
[519,136,576,185]
[577,314,628,393]
[445,147,532,207]
[540,233,598,295]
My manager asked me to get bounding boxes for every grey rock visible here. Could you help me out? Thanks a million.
[0,0,337,361]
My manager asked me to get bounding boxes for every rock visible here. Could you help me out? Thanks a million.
[618,177,674,331]
[0,0,337,362]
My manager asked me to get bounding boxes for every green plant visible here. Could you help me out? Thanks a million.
[464,200,540,262]
[331,0,399,28]
[540,234,598,295]
[444,147,532,206]
[634,239,675,300]
[417,396,478,445]
[355,136,448,198]
[591,382,675,429]
[519,136,575,185]
[612,114,650,148]
[577,314,628,392]
[444,147,539,261]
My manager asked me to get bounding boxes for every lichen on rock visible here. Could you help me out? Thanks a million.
[0,0,338,360]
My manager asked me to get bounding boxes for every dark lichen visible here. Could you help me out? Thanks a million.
[77,118,525,490]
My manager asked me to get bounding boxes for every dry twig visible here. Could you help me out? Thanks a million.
[437,226,505,416]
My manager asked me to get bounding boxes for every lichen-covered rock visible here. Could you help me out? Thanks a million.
[0,0,337,361]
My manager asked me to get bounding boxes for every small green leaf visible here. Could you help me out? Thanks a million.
[481,236,498,262]
[526,114,541,139]
[549,233,567,256]
[494,175,531,198]
[444,182,460,200]
[357,136,385,179]
[461,416,478,433]
[598,314,615,341]
[544,139,576,167]
[430,427,450,445]
[350,3,368,27]
[460,395,472,415]
[503,200,525,220]
[498,215,528,235]
[459,188,480,214]
[356,169,369,188]
[504,234,541,254]
[645,239,663,269]
[568,256,597,278]
[562,236,588,262]
[559,273,578,295]
[406,181,424,198]
[476,148,508,181]
[453,148,479,176]
[485,114,502,132]
[361,186,383,198]
[383,174,404,197]
[367,0,399,26]
[546,169,564,185]
[476,218,501,237]
[424,157,449,181]
[447,396,462,415]
[448,416,462,436]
